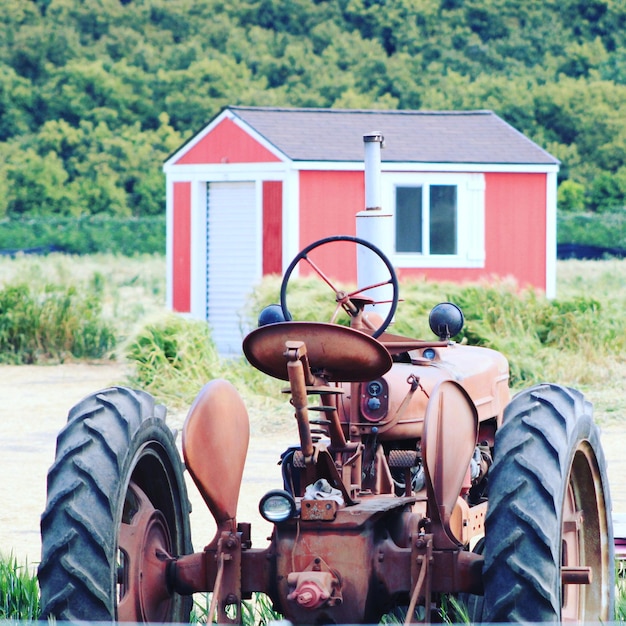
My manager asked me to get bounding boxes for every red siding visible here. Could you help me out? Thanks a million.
[398,173,547,292]
[175,118,281,165]
[298,170,364,283]
[398,267,482,283]
[483,172,546,289]
[172,182,191,312]
[263,181,283,275]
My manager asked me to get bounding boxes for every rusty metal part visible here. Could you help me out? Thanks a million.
[378,331,450,355]
[284,340,316,385]
[287,567,342,609]
[406,535,432,624]
[560,438,609,620]
[363,373,423,435]
[285,341,315,460]
[388,449,419,498]
[182,379,249,544]
[282,341,349,457]
[274,498,416,624]
[243,321,392,382]
[332,289,359,319]
[449,499,487,545]
[169,551,207,596]
[422,380,478,549]
[117,481,174,622]
[207,532,243,625]
[301,499,339,521]
[337,344,509,443]
[562,566,592,585]
[319,392,347,449]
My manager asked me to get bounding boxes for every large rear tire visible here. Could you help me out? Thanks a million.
[482,383,614,622]
[38,387,193,622]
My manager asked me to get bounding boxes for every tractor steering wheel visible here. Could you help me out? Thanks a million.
[280,235,399,339]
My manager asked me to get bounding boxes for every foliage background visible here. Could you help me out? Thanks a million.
[1,0,626,228]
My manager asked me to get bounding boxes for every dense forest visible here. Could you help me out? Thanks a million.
[1,0,626,220]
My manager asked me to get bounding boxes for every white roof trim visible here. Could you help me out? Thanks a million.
[289,161,559,174]
[165,159,559,177]
[164,162,291,178]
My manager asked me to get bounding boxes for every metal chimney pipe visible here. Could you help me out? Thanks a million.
[363,132,383,210]
[356,132,394,323]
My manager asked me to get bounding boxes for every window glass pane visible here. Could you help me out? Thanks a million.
[395,186,422,253]
[429,185,457,254]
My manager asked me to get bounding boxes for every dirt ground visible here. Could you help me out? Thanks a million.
[0,362,295,568]
[1,362,624,570]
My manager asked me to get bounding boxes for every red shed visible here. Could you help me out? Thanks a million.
[163,106,559,353]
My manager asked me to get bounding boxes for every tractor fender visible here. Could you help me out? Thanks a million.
[422,379,478,548]
[182,379,250,539]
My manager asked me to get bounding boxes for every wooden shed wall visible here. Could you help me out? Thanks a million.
[172,181,191,312]
[484,172,547,288]
[298,170,364,283]
[263,180,283,275]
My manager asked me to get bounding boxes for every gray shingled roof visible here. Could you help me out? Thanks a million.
[227,106,558,165]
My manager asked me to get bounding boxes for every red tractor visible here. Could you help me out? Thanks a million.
[38,235,614,623]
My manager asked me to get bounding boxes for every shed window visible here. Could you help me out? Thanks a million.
[386,173,485,269]
[395,185,457,255]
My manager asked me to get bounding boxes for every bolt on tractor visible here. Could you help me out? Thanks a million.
[38,235,614,624]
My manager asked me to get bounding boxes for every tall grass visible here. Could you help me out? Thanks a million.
[115,258,626,425]
[618,561,626,622]
[0,556,39,620]
[0,252,165,363]
[1,254,623,401]
[126,315,221,393]
[191,592,282,624]
[0,282,116,363]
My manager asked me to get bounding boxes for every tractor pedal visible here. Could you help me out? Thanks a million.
[388,449,419,468]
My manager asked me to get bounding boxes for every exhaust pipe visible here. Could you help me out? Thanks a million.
[356,132,394,320]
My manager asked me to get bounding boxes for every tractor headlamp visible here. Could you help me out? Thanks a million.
[259,489,296,523]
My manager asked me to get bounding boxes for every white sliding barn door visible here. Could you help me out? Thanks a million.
[206,181,259,353]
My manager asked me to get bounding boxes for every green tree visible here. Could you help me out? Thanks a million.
[3,148,75,217]
[587,169,626,212]
[558,180,586,212]
[0,66,34,140]
[1,0,626,222]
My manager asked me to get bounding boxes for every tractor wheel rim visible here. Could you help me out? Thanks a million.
[561,441,606,621]
[117,481,174,622]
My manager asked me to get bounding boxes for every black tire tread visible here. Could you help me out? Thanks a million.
[38,386,190,622]
[482,383,612,622]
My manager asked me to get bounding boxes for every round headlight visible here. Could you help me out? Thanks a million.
[259,489,296,523]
